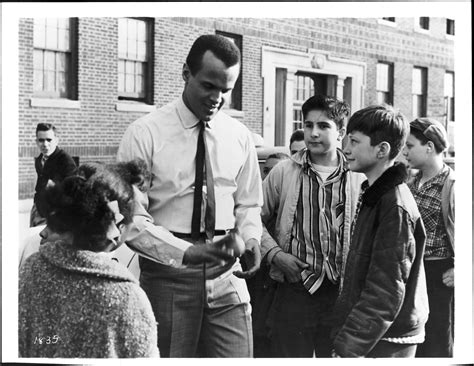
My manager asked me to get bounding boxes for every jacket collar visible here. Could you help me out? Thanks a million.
[362,162,409,206]
[38,146,61,161]
[39,241,137,283]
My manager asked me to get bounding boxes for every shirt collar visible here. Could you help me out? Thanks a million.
[176,96,216,129]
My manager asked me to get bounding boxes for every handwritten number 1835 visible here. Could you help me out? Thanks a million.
[34,335,60,344]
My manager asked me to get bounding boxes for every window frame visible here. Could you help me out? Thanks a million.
[412,66,428,118]
[117,17,154,105]
[444,71,455,123]
[32,17,78,100]
[376,61,394,106]
[446,19,455,37]
[215,30,243,111]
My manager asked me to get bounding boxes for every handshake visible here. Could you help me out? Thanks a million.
[212,230,246,258]
[182,230,247,267]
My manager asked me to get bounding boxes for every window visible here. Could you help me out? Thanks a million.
[118,18,154,103]
[412,67,427,118]
[446,19,455,36]
[376,62,393,105]
[33,18,77,99]
[444,72,455,122]
[292,73,315,131]
[216,31,242,110]
[418,17,430,30]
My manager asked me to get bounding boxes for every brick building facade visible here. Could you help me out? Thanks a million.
[18,17,455,198]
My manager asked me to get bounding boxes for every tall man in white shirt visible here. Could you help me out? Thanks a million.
[117,34,263,358]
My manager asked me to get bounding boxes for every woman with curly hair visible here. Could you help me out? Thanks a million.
[18,160,159,358]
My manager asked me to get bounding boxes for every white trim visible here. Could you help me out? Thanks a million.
[30,98,81,109]
[414,17,430,34]
[445,34,455,41]
[223,108,245,119]
[261,46,366,146]
[115,102,156,113]
[377,18,397,28]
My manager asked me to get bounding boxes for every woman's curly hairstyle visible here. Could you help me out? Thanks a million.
[42,159,149,252]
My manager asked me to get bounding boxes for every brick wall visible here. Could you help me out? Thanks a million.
[18,17,454,198]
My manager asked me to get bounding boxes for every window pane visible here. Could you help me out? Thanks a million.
[44,51,56,72]
[118,18,128,58]
[126,60,134,74]
[57,71,67,97]
[137,20,146,41]
[45,22,58,49]
[127,19,137,43]
[444,72,454,97]
[125,73,135,93]
[33,51,44,92]
[57,28,70,51]
[56,52,66,72]
[127,38,137,60]
[137,40,147,61]
[33,19,46,48]
[136,73,144,95]
[412,68,422,94]
[44,70,56,92]
[377,63,389,92]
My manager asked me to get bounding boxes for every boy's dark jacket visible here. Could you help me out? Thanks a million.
[332,163,429,357]
[34,147,77,216]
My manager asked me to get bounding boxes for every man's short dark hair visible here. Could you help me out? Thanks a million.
[289,129,304,146]
[301,95,350,129]
[186,34,241,75]
[347,104,408,160]
[36,123,56,135]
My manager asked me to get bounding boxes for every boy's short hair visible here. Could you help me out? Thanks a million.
[347,104,408,160]
[410,117,448,154]
[301,95,350,129]
[36,123,56,135]
[289,129,304,146]
[186,34,241,76]
[266,152,290,162]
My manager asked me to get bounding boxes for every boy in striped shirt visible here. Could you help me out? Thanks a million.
[261,95,363,357]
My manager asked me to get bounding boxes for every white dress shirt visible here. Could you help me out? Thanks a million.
[117,97,263,267]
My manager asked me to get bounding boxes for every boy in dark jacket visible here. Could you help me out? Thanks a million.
[403,118,454,357]
[332,104,429,357]
[30,123,77,227]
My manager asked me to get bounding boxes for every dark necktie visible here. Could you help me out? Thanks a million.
[41,155,48,168]
[191,121,216,241]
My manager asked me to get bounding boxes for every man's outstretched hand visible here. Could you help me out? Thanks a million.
[182,238,235,266]
[233,238,261,279]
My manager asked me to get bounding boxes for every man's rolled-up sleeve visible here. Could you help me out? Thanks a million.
[117,124,192,267]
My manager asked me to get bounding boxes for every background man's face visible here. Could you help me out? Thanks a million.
[290,140,306,155]
[182,50,240,122]
[36,130,58,157]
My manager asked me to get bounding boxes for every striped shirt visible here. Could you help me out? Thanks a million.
[408,165,452,258]
[289,150,348,294]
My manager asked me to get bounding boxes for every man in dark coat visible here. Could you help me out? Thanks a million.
[30,123,77,227]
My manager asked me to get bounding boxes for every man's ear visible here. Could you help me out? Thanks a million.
[337,127,346,141]
[426,141,435,153]
[182,63,190,83]
[376,141,391,159]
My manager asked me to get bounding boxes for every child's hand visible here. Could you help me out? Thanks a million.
[442,267,454,287]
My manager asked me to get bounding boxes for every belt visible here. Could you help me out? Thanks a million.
[171,230,228,240]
